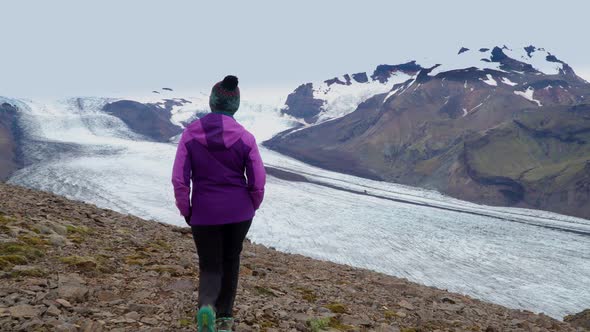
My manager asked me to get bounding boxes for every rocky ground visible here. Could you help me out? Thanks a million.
[0,182,588,332]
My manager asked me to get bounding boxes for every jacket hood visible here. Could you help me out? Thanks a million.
[185,113,246,149]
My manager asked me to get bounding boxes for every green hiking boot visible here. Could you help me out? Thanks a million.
[216,317,234,332]
[196,305,216,332]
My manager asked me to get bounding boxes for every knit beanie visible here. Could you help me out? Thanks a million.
[209,75,240,116]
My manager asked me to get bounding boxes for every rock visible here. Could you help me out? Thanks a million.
[441,296,457,304]
[48,223,68,236]
[178,256,193,268]
[34,224,54,234]
[95,290,118,302]
[55,323,79,332]
[124,311,140,321]
[127,303,161,315]
[8,304,42,318]
[376,324,401,332]
[145,270,159,277]
[33,291,47,303]
[59,273,86,286]
[564,309,590,329]
[147,264,185,276]
[130,290,152,301]
[171,226,191,235]
[93,311,115,318]
[236,323,254,331]
[510,319,528,329]
[438,302,464,312]
[11,265,46,276]
[291,312,311,324]
[165,278,194,292]
[140,317,159,325]
[49,233,67,247]
[28,278,48,288]
[58,274,89,302]
[398,299,415,311]
[80,320,104,332]
[58,285,88,302]
[341,314,372,326]
[109,317,136,324]
[55,298,72,308]
[18,318,45,331]
[243,251,256,258]
[46,305,61,316]
[72,306,93,315]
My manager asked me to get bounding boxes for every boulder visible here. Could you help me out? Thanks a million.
[8,304,43,318]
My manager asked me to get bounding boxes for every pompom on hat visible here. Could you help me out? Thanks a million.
[209,75,240,116]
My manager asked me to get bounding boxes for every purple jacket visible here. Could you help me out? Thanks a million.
[172,113,266,225]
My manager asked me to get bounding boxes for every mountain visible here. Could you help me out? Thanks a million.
[266,46,590,219]
[0,102,22,181]
[281,61,421,124]
[102,100,185,142]
[0,182,586,331]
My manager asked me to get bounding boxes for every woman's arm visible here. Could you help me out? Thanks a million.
[245,134,266,210]
[171,131,192,217]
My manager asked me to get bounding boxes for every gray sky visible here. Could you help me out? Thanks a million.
[1,0,589,98]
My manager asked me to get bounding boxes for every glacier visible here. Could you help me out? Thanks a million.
[3,96,589,319]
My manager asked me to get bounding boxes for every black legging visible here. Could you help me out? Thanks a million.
[191,220,252,318]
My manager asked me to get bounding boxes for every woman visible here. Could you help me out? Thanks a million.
[172,75,266,332]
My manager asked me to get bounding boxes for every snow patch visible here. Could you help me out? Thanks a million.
[481,74,498,86]
[501,77,518,86]
[470,103,484,112]
[514,88,542,106]
[384,86,403,104]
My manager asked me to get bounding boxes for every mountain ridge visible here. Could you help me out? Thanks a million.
[266,45,590,219]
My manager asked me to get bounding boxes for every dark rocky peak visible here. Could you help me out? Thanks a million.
[102,100,183,142]
[416,64,442,83]
[489,46,536,73]
[352,72,369,83]
[524,45,537,57]
[1,102,18,114]
[371,61,423,83]
[490,47,509,61]
[162,87,173,91]
[281,83,325,123]
[0,100,21,180]
[324,74,353,87]
[458,47,470,55]
[546,54,564,64]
